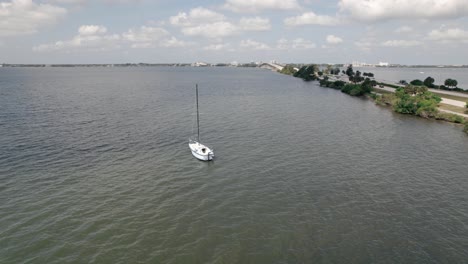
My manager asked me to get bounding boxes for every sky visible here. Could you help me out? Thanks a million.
[1,0,468,64]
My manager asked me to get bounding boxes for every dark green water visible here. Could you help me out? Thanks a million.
[1,67,468,263]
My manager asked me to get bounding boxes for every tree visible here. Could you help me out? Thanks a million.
[404,85,427,95]
[410,79,424,86]
[444,78,458,89]
[324,65,332,75]
[293,64,318,81]
[345,65,354,77]
[330,67,340,75]
[423,76,435,88]
[349,70,364,83]
[361,78,374,94]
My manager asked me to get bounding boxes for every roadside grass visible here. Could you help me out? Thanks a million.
[371,87,393,94]
[439,103,467,115]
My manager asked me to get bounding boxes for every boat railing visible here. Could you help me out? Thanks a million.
[189,138,214,151]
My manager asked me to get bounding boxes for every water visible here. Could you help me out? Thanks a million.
[355,66,468,88]
[1,67,468,263]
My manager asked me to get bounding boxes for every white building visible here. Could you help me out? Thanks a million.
[192,62,209,67]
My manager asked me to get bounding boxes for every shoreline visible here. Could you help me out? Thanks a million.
[280,65,468,135]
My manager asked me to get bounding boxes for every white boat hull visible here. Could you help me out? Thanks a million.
[189,140,214,161]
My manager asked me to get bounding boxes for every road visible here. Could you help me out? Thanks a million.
[374,78,468,98]
[327,75,468,108]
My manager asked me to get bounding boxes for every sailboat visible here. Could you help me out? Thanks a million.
[189,84,214,161]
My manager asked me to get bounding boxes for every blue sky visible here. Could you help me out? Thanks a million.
[1,0,468,64]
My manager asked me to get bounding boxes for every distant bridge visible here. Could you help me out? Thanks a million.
[259,62,284,71]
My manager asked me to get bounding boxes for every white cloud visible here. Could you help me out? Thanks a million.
[326,35,343,44]
[239,17,271,31]
[339,0,468,22]
[78,25,108,35]
[33,25,121,52]
[0,0,67,37]
[170,7,225,27]
[427,27,468,42]
[46,0,85,4]
[203,43,233,51]
[354,40,375,51]
[170,8,272,39]
[395,26,413,33]
[224,0,300,13]
[47,0,141,4]
[122,26,168,42]
[239,39,271,50]
[169,7,249,38]
[161,37,190,48]
[277,38,316,49]
[181,21,238,38]
[123,26,190,48]
[34,25,189,52]
[381,40,422,47]
[284,12,340,26]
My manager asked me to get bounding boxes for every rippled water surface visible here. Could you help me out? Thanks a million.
[1,67,468,263]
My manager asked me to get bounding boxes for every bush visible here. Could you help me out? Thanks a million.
[294,65,318,81]
[279,65,296,75]
[464,123,468,134]
[375,93,398,106]
[410,79,424,86]
[333,80,346,89]
[341,84,365,96]
[390,87,440,117]
[319,79,330,87]
[318,79,345,89]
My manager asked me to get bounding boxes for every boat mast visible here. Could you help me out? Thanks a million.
[196,84,200,142]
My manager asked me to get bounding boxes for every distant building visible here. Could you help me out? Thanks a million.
[352,61,374,67]
[378,62,389,67]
